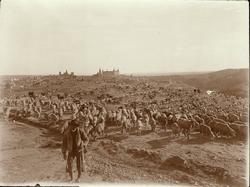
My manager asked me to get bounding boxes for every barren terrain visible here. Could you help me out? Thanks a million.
[0,70,248,187]
[0,117,248,187]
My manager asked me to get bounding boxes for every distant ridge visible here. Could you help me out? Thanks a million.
[182,68,249,98]
[133,68,249,98]
[129,71,214,76]
[128,68,248,76]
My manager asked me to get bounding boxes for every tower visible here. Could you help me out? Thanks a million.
[99,68,102,75]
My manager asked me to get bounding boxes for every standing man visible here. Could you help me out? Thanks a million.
[62,119,89,182]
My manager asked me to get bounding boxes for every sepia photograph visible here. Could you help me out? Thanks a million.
[0,0,249,187]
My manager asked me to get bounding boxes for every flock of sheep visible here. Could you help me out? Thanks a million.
[1,79,248,142]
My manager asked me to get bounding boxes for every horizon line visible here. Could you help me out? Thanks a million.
[0,68,248,76]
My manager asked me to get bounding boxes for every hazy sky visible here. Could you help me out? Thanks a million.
[0,0,249,75]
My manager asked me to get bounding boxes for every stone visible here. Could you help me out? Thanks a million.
[121,145,127,150]
[168,156,186,166]
[238,177,247,184]
[140,149,148,155]
[127,148,138,154]
[146,150,152,155]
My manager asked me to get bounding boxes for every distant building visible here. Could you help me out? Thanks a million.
[59,70,74,76]
[97,68,119,76]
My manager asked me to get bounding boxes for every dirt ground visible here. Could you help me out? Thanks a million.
[0,117,248,187]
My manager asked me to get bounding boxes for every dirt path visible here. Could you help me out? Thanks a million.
[0,119,104,185]
[0,118,167,186]
[0,118,248,187]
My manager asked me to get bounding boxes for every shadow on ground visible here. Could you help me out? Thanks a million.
[147,137,171,149]
[110,135,129,142]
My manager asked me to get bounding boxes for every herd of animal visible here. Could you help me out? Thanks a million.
[1,81,248,142]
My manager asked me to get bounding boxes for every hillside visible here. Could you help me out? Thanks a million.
[153,68,249,98]
[0,68,248,98]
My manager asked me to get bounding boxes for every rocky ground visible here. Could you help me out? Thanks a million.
[0,117,248,187]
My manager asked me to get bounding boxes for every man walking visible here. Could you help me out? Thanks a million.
[62,119,89,182]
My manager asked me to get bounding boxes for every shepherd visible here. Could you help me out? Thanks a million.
[61,119,89,182]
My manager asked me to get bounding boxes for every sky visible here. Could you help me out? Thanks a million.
[0,0,249,76]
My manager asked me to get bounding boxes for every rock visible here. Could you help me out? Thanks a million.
[121,145,127,150]
[139,149,148,155]
[151,152,157,156]
[127,148,138,154]
[146,150,152,155]
[237,177,247,185]
[151,153,163,164]
[236,158,244,162]
[168,156,186,166]
[211,156,216,159]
